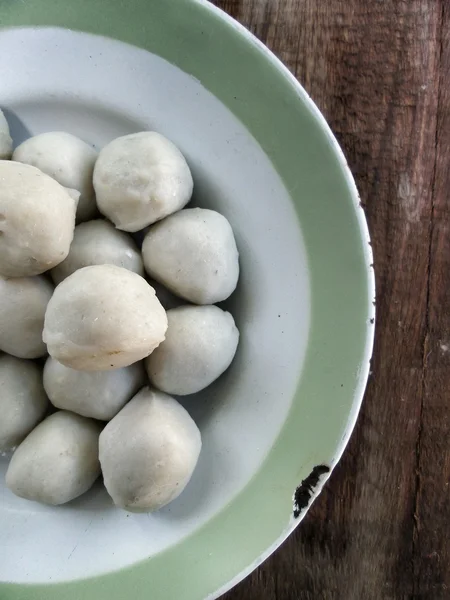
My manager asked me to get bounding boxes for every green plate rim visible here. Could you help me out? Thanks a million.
[0,1,375,599]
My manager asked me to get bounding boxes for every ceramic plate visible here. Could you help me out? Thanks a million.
[0,1,375,599]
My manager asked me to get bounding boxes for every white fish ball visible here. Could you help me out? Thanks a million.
[99,387,201,512]
[51,219,144,285]
[0,355,49,452]
[6,411,101,505]
[146,305,239,395]
[13,132,98,222]
[43,357,145,421]
[142,208,239,304]
[0,161,77,277]
[43,265,168,371]
[0,274,53,358]
[93,132,193,232]
[0,109,12,159]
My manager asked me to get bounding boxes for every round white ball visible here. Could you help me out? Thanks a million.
[0,274,53,358]
[99,387,201,512]
[93,132,193,232]
[6,411,101,505]
[0,161,77,277]
[0,109,12,159]
[43,357,145,421]
[146,305,239,395]
[142,208,239,304]
[0,355,49,452]
[43,265,168,371]
[51,219,144,285]
[13,132,98,223]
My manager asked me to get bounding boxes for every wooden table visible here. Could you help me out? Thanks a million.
[213,1,450,598]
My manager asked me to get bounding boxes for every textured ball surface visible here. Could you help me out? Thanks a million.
[43,265,168,370]
[99,387,201,512]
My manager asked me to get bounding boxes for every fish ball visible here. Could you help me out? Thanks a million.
[142,208,239,304]
[6,411,101,505]
[0,274,53,358]
[99,387,201,512]
[51,219,144,285]
[93,132,193,232]
[0,355,49,452]
[13,132,98,222]
[43,265,168,371]
[146,305,239,395]
[43,357,145,421]
[0,161,77,277]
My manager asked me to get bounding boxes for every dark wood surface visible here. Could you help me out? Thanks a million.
[212,1,450,598]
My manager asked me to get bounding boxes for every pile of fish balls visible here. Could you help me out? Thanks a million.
[0,110,240,512]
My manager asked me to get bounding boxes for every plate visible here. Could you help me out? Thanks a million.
[0,1,375,599]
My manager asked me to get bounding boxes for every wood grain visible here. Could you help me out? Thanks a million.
[211,1,450,598]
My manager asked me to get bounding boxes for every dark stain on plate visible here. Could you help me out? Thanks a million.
[293,465,330,518]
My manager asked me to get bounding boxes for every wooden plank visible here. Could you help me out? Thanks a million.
[413,2,450,598]
[211,1,445,598]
